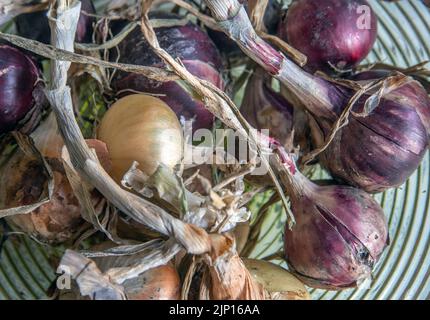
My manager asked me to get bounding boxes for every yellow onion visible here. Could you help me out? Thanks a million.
[98,94,183,183]
[122,265,181,300]
[243,259,310,300]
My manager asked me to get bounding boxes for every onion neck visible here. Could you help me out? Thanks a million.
[270,143,317,199]
[278,59,342,120]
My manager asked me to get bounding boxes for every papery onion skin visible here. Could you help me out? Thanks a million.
[15,0,95,44]
[110,16,224,130]
[91,241,180,300]
[0,45,40,134]
[278,0,377,73]
[97,94,183,183]
[2,133,106,244]
[282,168,389,289]
[243,259,310,300]
[207,0,282,57]
[63,241,181,300]
[3,156,84,244]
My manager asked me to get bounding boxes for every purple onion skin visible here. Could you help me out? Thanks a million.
[306,70,430,193]
[284,176,389,289]
[111,20,224,130]
[15,0,95,44]
[241,69,294,146]
[279,0,377,73]
[0,45,40,134]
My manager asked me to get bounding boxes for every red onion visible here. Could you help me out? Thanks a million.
[110,16,224,130]
[279,153,389,289]
[15,0,95,44]
[241,68,293,147]
[0,45,42,134]
[278,0,377,73]
[262,50,430,192]
[202,0,429,191]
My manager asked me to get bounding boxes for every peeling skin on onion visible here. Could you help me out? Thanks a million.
[123,265,181,300]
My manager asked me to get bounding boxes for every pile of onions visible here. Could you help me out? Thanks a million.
[279,152,389,289]
[278,0,378,73]
[0,45,43,134]
[97,94,183,183]
[15,0,95,44]
[110,14,224,130]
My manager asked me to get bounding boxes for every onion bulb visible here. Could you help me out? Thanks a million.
[123,265,181,300]
[243,259,310,300]
[263,42,430,192]
[3,157,84,244]
[278,0,377,73]
[0,45,42,134]
[97,94,183,183]
[279,153,389,289]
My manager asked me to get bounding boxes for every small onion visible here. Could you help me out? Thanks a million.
[0,45,41,134]
[15,0,95,44]
[110,15,224,130]
[279,153,389,289]
[278,0,377,73]
[243,259,310,300]
[97,94,183,183]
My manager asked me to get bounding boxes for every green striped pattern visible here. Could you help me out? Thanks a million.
[0,237,57,299]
